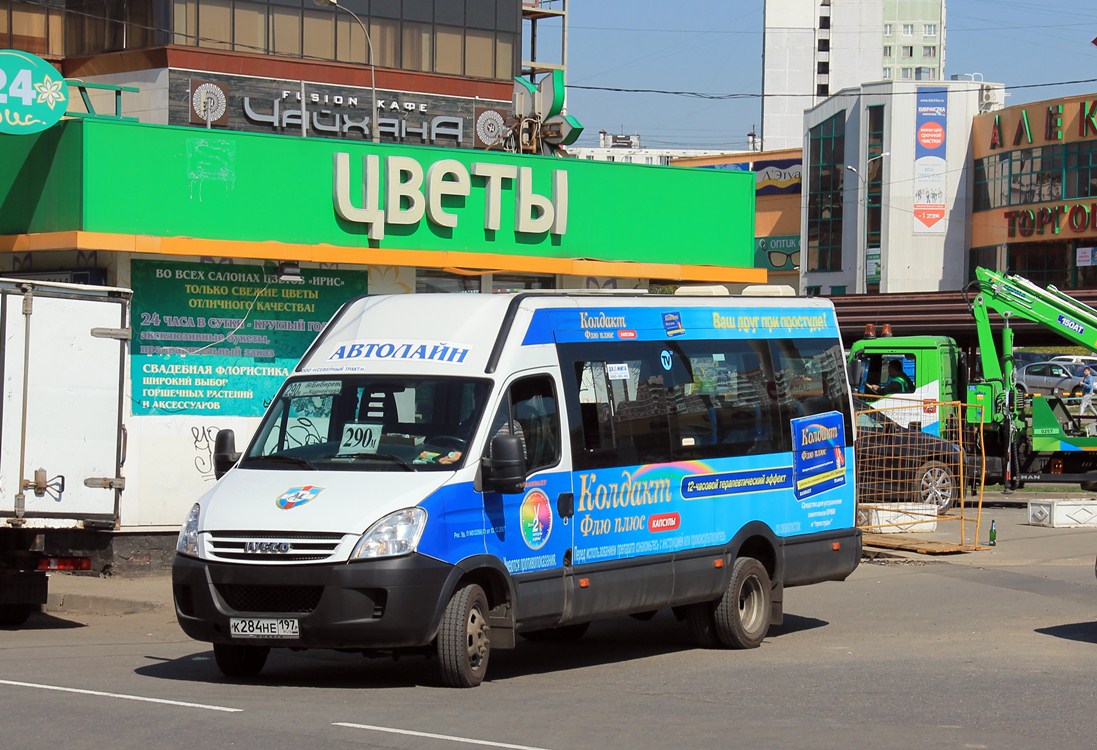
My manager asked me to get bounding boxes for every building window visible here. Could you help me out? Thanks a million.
[901,23,913,35]
[805,286,822,297]
[818,38,829,52]
[924,23,937,36]
[829,286,847,295]
[416,269,481,294]
[271,5,302,57]
[923,45,937,58]
[816,83,829,97]
[70,0,522,80]
[465,27,493,78]
[915,67,935,80]
[883,45,892,57]
[817,61,829,74]
[882,67,892,79]
[819,15,830,29]
[901,67,913,79]
[806,111,845,273]
[883,23,892,36]
[1065,141,1097,202]
[402,21,431,71]
[901,45,913,58]
[866,105,886,251]
[234,1,268,54]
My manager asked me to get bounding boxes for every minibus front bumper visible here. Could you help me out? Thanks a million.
[172,553,454,649]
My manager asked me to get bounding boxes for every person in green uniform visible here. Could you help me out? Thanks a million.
[867,360,914,395]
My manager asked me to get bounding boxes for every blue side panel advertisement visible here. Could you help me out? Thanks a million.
[414,442,851,570]
[790,411,847,501]
[522,306,838,346]
[414,451,855,573]
[569,451,854,566]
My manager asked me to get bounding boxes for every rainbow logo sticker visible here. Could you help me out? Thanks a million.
[276,485,324,510]
[519,488,553,550]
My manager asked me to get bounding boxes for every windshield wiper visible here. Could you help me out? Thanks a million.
[240,454,317,470]
[340,452,415,471]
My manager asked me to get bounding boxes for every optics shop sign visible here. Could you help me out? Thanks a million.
[0,49,68,135]
[131,259,367,417]
[169,71,508,148]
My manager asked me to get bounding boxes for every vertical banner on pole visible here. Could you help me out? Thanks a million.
[914,87,948,235]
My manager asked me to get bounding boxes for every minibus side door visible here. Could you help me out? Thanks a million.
[481,372,573,630]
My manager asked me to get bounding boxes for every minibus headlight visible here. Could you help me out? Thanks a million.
[351,508,427,560]
[176,503,201,557]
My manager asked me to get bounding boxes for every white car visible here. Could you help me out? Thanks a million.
[1050,355,1097,367]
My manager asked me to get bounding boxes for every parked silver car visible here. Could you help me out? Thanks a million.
[1017,361,1086,397]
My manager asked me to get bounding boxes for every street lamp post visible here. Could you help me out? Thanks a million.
[846,151,889,293]
[314,0,379,143]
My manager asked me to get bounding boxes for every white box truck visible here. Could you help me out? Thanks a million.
[0,278,131,625]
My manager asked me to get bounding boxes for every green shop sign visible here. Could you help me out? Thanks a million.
[0,49,68,135]
[0,118,755,269]
[131,259,367,417]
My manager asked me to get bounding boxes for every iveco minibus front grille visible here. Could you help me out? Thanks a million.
[206,531,346,563]
[216,583,324,613]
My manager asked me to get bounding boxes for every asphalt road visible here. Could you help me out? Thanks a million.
[2,505,1096,750]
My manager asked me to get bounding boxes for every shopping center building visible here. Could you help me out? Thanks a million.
[971,93,1097,289]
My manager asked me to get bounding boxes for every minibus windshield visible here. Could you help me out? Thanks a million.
[240,376,491,472]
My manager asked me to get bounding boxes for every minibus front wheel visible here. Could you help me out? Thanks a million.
[436,583,491,687]
[213,643,269,677]
[714,557,771,649]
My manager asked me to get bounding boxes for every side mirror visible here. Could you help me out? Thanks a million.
[213,429,241,479]
[482,434,525,494]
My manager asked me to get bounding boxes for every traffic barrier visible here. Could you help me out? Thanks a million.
[854,399,985,551]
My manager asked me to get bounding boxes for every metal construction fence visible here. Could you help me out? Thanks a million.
[854,399,986,551]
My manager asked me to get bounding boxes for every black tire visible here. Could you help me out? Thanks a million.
[519,622,590,642]
[714,557,771,649]
[436,583,491,688]
[213,643,269,678]
[0,604,35,627]
[915,459,957,513]
[684,602,722,649]
[1081,480,1097,492]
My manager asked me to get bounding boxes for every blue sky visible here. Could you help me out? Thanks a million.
[553,0,1097,149]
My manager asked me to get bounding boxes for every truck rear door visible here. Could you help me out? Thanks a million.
[0,280,130,527]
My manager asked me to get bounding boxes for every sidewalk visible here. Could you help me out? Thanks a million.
[45,571,172,616]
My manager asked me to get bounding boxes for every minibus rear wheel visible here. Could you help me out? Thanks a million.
[684,603,722,648]
[213,643,269,677]
[437,583,490,688]
[714,557,771,649]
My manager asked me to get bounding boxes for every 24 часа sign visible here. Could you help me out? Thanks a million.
[0,49,68,135]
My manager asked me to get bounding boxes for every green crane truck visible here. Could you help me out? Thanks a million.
[848,267,1097,490]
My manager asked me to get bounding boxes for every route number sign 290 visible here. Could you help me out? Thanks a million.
[0,49,68,135]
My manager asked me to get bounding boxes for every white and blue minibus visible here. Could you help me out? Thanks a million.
[173,289,860,686]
